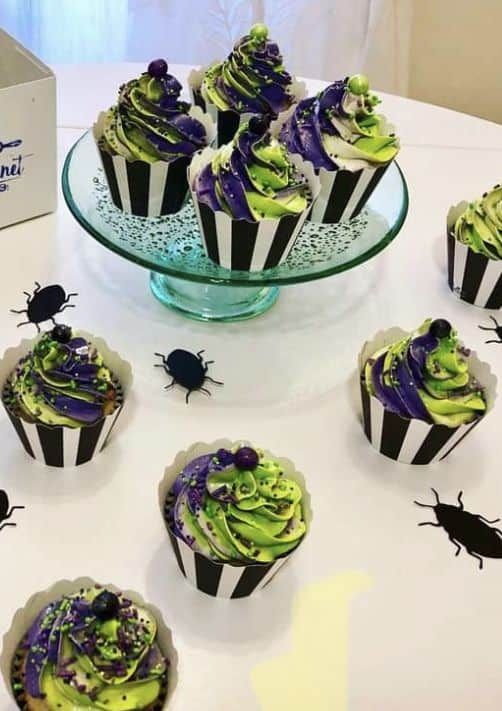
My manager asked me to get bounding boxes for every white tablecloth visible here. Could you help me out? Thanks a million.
[1,64,502,710]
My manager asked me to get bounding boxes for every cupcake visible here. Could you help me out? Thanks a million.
[189,116,320,271]
[447,184,502,308]
[94,59,215,217]
[3,580,177,709]
[159,441,312,598]
[277,74,399,223]
[0,325,132,467]
[359,319,496,464]
[189,23,305,146]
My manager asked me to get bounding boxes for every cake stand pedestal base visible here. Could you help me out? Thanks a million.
[149,272,280,322]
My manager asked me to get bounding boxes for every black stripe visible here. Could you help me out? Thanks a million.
[99,406,122,451]
[125,160,151,216]
[319,169,361,223]
[6,411,34,458]
[380,410,410,460]
[351,164,388,218]
[231,562,274,599]
[485,272,502,309]
[461,249,488,304]
[198,202,220,263]
[168,530,186,577]
[232,220,259,270]
[217,109,241,147]
[194,552,223,596]
[360,377,372,443]
[160,157,190,215]
[411,425,457,465]
[99,149,123,210]
[76,419,105,466]
[263,214,300,269]
[37,425,64,467]
[440,419,480,461]
[447,231,455,291]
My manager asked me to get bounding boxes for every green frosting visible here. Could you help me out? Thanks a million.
[364,320,486,427]
[453,184,502,259]
[323,76,399,168]
[171,448,306,564]
[7,331,117,428]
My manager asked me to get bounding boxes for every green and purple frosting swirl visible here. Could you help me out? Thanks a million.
[100,59,208,163]
[200,24,295,116]
[165,446,306,564]
[194,117,310,220]
[7,327,118,428]
[453,184,502,259]
[363,319,486,427]
[280,74,399,170]
[12,586,168,709]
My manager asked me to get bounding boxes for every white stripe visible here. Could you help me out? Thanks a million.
[63,426,81,467]
[216,563,242,598]
[95,406,122,455]
[395,418,432,464]
[310,170,336,222]
[473,258,502,307]
[191,196,204,237]
[215,211,232,268]
[369,396,384,451]
[148,162,169,217]
[339,169,374,222]
[112,155,131,213]
[452,240,468,299]
[280,212,309,263]
[435,422,476,462]
[255,558,289,592]
[250,221,277,271]
[177,540,197,587]
[23,423,45,463]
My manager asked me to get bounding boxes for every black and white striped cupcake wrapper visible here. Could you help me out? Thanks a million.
[358,327,497,465]
[447,202,502,308]
[188,66,306,147]
[0,577,179,709]
[158,439,312,599]
[189,147,320,271]
[0,331,133,468]
[308,163,389,224]
[93,107,215,217]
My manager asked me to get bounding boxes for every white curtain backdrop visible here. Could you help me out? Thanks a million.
[0,0,412,93]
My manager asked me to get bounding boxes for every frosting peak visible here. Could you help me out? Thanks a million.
[454,184,502,260]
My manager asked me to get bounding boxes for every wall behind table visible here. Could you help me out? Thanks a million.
[409,0,502,124]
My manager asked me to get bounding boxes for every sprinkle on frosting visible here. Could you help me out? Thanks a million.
[280,75,399,171]
[165,446,306,564]
[454,184,502,260]
[100,60,208,163]
[12,586,168,710]
[194,119,311,220]
[6,328,118,428]
[201,24,295,116]
[363,319,486,427]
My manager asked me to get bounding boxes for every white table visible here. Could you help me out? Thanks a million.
[1,64,502,710]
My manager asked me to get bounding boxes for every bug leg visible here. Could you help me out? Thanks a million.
[33,281,41,293]
[13,319,31,329]
[4,506,25,520]
[478,325,496,332]
[430,488,441,504]
[466,549,484,570]
[185,390,193,404]
[0,522,16,531]
[485,339,502,344]
[164,379,176,391]
[414,500,435,509]
[196,350,205,359]
[457,491,464,510]
[58,304,76,313]
[204,376,224,386]
[10,308,27,314]
[418,521,441,527]
[490,315,501,329]
[64,292,78,303]
[477,515,500,524]
[448,535,462,556]
[198,387,212,397]
[154,353,168,366]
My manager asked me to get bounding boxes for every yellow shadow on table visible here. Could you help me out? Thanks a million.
[251,572,372,711]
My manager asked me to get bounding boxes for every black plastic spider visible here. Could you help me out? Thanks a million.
[11,282,78,332]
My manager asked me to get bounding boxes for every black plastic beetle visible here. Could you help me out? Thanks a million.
[11,282,78,332]
[479,316,502,344]
[0,490,24,532]
[415,488,502,569]
[154,349,223,404]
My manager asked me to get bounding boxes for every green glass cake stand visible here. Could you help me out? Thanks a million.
[62,130,409,322]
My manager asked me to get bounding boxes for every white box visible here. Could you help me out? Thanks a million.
[0,29,57,229]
